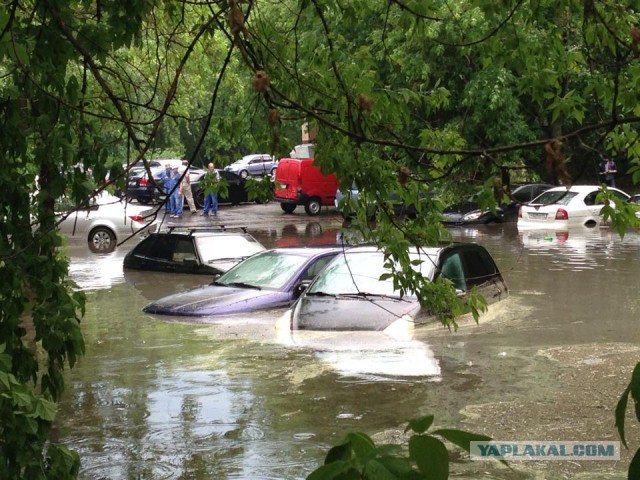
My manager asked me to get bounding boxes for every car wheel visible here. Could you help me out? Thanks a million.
[304,198,322,216]
[138,196,150,205]
[195,190,205,209]
[239,169,249,179]
[281,203,296,214]
[270,167,277,176]
[88,227,116,253]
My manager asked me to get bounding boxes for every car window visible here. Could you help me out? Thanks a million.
[195,235,264,264]
[532,190,577,205]
[584,191,598,206]
[217,251,310,289]
[439,253,466,290]
[146,235,177,261]
[299,254,336,282]
[308,251,436,297]
[172,238,197,263]
[461,249,498,287]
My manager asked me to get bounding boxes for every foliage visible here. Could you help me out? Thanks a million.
[306,415,495,480]
[200,170,229,199]
[616,362,640,479]
[2,0,640,477]
[244,176,277,204]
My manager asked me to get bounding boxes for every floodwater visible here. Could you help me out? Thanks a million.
[55,211,640,479]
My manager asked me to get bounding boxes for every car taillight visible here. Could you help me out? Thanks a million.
[518,206,522,218]
[555,208,568,220]
[139,177,148,186]
[129,215,145,222]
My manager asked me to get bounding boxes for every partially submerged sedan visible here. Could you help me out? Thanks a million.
[58,192,155,253]
[517,185,630,229]
[123,227,265,274]
[277,244,507,331]
[143,246,345,316]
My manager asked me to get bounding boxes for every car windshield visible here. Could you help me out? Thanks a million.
[216,251,310,290]
[308,251,436,297]
[195,235,264,264]
[531,190,578,206]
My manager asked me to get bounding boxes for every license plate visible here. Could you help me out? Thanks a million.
[528,212,547,219]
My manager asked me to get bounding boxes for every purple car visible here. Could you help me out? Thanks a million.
[142,246,346,316]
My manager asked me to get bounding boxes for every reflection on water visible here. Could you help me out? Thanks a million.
[56,221,640,479]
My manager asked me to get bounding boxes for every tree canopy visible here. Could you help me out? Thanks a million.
[1,0,639,477]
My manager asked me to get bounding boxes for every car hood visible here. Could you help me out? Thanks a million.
[292,295,421,331]
[143,285,287,316]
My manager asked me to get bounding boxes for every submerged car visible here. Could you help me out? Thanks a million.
[278,244,508,331]
[143,246,345,316]
[517,185,630,229]
[123,227,265,274]
[58,192,155,253]
[442,183,554,225]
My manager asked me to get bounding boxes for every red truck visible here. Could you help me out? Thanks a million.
[274,155,339,216]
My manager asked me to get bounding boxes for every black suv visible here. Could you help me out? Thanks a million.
[123,226,266,274]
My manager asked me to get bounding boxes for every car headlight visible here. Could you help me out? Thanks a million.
[462,210,483,221]
[382,314,415,340]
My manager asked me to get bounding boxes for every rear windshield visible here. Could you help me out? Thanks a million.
[195,235,264,263]
[531,190,577,206]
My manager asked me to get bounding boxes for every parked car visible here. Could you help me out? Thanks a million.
[126,160,201,204]
[57,192,155,253]
[517,185,630,229]
[442,183,555,225]
[274,157,339,215]
[123,227,265,274]
[224,154,278,178]
[335,182,418,219]
[277,244,508,331]
[192,169,251,207]
[142,246,345,316]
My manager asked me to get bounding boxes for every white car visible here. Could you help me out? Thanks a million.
[517,185,630,229]
[58,192,155,253]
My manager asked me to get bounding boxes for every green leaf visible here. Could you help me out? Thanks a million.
[405,415,434,434]
[344,432,376,462]
[325,442,351,464]
[432,428,492,453]
[628,448,640,480]
[306,461,359,480]
[615,385,630,449]
[409,434,449,479]
[34,398,57,421]
[363,458,398,479]
[630,363,640,404]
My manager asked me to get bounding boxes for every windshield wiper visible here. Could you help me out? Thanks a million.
[338,292,411,302]
[207,256,248,263]
[224,281,261,290]
[306,291,337,297]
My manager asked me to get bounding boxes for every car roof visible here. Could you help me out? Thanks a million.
[338,243,485,257]
[258,245,349,257]
[544,185,605,193]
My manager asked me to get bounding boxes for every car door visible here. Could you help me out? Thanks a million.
[136,234,182,272]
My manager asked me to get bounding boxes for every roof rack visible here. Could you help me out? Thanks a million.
[166,225,248,234]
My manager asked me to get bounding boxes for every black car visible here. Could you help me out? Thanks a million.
[123,227,266,274]
[192,170,251,207]
[125,161,195,204]
[442,183,554,225]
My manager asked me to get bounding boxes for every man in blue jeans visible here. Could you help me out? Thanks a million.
[202,162,220,216]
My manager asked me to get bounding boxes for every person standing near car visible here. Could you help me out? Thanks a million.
[158,163,175,214]
[179,160,197,215]
[170,166,183,218]
[201,162,220,216]
[604,157,618,188]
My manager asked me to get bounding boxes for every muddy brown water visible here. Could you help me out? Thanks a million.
[55,205,640,479]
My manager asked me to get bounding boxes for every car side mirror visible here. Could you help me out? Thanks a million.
[294,280,312,297]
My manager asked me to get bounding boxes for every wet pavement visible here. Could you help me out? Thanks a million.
[56,202,640,479]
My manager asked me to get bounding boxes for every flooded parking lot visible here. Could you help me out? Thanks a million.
[55,203,640,479]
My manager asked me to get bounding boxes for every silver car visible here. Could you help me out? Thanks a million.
[58,192,155,253]
[224,154,278,178]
